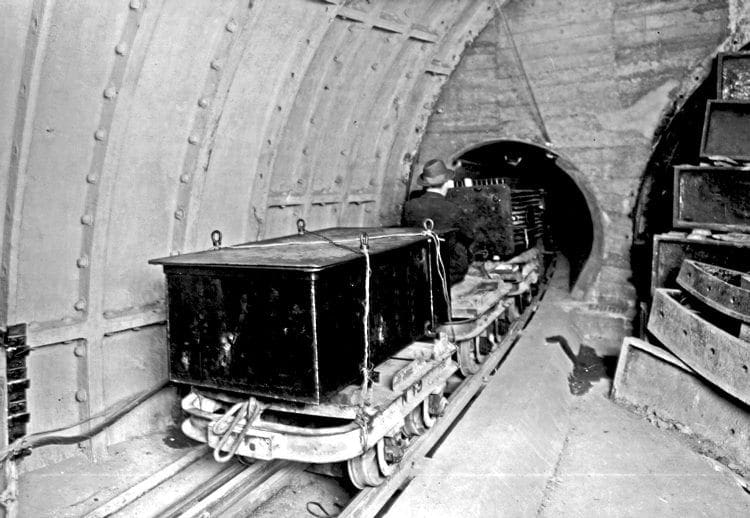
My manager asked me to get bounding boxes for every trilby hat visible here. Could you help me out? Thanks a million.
[417,159,455,187]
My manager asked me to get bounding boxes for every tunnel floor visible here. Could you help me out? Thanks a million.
[382,261,750,517]
[17,260,750,517]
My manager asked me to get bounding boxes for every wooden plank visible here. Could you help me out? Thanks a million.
[176,460,299,518]
[648,289,750,405]
[83,448,208,518]
[677,260,750,323]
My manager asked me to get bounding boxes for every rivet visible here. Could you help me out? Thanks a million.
[225,19,238,32]
[198,97,210,108]
[74,344,86,357]
[333,55,340,63]
[75,389,88,402]
[188,135,199,145]
[276,105,282,111]
[174,208,185,220]
[103,86,117,99]
[210,60,222,71]
[81,214,94,225]
[371,63,378,71]
[76,256,90,268]
[74,299,87,312]
[302,147,308,156]
[86,174,98,184]
[169,250,180,256]
[340,150,346,156]
[94,129,107,141]
[405,72,413,79]
[115,43,128,55]
[179,173,190,183]
[129,0,141,9]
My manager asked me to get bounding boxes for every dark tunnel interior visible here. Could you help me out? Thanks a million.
[455,141,594,289]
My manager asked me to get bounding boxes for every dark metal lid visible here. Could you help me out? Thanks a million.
[149,226,429,271]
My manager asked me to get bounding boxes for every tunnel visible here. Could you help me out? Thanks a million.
[451,140,598,294]
[3,0,750,515]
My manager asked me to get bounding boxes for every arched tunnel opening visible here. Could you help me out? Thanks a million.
[452,140,596,293]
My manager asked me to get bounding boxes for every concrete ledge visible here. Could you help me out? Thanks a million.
[612,337,750,476]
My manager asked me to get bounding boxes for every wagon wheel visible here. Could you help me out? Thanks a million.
[457,337,482,376]
[404,404,428,436]
[347,446,385,489]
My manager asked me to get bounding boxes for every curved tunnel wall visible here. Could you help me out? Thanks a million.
[0,0,498,468]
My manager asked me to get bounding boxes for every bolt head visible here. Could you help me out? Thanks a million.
[210,60,222,71]
[94,129,107,141]
[225,20,238,32]
[81,214,94,225]
[103,86,117,99]
[86,174,98,184]
[129,0,141,9]
[188,135,199,145]
[198,97,209,108]
[74,299,87,311]
[115,42,128,55]
[76,256,90,268]
[74,344,86,357]
[75,390,88,402]
[179,173,190,183]
[174,209,185,220]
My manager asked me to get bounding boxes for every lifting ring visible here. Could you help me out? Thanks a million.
[422,218,435,231]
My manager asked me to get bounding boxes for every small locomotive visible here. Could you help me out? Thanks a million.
[150,178,548,488]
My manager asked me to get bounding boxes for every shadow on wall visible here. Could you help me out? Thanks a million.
[452,140,598,294]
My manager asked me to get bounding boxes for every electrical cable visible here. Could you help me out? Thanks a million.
[0,380,168,462]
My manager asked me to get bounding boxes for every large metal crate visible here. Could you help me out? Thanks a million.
[447,179,545,259]
[672,165,750,233]
[150,227,446,405]
[700,100,750,160]
[717,51,750,101]
[650,233,750,295]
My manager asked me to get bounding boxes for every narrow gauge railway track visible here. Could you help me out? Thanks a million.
[85,260,553,518]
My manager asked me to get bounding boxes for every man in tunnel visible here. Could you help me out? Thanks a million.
[403,158,473,285]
